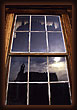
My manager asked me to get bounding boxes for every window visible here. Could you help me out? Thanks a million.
[5,14,72,105]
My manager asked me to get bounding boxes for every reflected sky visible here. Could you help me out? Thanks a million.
[49,57,68,81]
[31,16,45,31]
[30,57,47,73]
[11,15,66,53]
[9,57,68,82]
[12,32,29,52]
[46,16,61,31]
[29,57,48,82]
[16,16,30,31]
[30,32,47,52]
[48,32,66,52]
[9,57,28,81]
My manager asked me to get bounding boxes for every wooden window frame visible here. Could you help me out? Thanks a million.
[5,6,72,106]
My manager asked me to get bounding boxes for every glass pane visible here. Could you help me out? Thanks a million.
[31,16,45,31]
[29,84,49,105]
[49,57,68,81]
[16,16,30,31]
[12,32,29,52]
[29,57,48,82]
[30,32,47,52]
[48,32,66,52]
[50,83,71,105]
[46,16,61,31]
[9,57,28,82]
[7,83,27,105]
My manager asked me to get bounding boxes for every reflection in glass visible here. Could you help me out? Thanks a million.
[31,16,45,31]
[7,83,27,105]
[48,32,66,52]
[46,16,61,31]
[9,57,28,82]
[48,57,68,81]
[50,83,71,105]
[29,84,49,105]
[16,16,30,31]
[30,32,47,52]
[29,57,48,82]
[12,32,29,52]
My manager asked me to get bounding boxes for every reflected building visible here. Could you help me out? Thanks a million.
[15,63,58,82]
[50,73,58,81]
[15,63,27,82]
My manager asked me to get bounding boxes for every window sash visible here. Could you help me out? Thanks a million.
[10,15,66,53]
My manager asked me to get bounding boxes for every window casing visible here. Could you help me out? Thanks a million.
[5,13,72,105]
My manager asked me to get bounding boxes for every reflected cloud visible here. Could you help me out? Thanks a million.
[54,57,61,62]
[30,62,47,73]
[47,22,53,26]
[54,22,59,29]
[49,59,68,81]
[16,21,22,30]
[16,21,28,30]
[50,62,64,68]
[40,22,44,25]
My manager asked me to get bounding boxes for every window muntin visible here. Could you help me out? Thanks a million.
[6,15,71,105]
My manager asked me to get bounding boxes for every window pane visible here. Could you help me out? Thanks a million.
[16,16,30,31]
[30,32,47,52]
[48,57,68,81]
[48,32,66,52]
[29,57,48,82]
[7,83,27,105]
[50,83,71,105]
[29,84,49,105]
[46,16,61,31]
[12,32,29,52]
[9,57,28,82]
[31,16,45,31]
